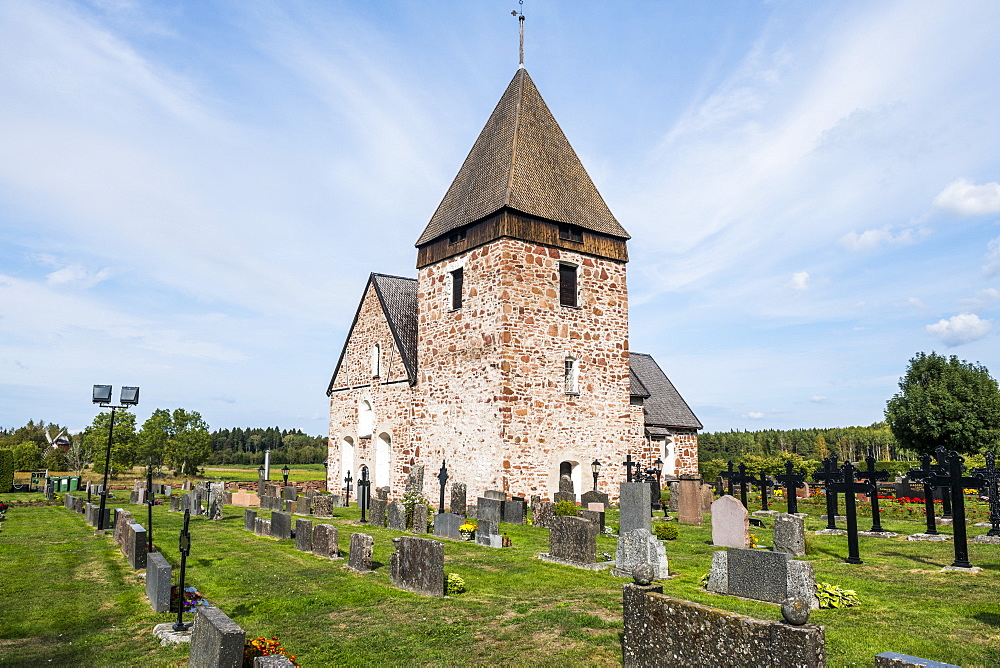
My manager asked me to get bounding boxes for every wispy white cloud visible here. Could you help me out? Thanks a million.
[984,238,1000,276]
[959,288,1000,308]
[789,272,810,291]
[46,263,113,288]
[925,312,993,346]
[933,178,1000,216]
[811,396,828,403]
[840,226,915,251]
[744,411,765,420]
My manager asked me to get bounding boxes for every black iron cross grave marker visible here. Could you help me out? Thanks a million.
[719,461,736,497]
[812,455,843,530]
[358,466,370,523]
[775,461,806,514]
[972,451,1000,538]
[756,471,775,512]
[343,471,353,508]
[928,451,987,569]
[907,454,940,535]
[856,455,890,533]
[623,454,637,483]
[728,463,758,510]
[437,460,449,514]
[827,461,875,565]
[934,446,954,519]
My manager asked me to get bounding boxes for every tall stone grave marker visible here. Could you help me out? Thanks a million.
[554,475,576,504]
[312,524,340,559]
[389,536,446,597]
[244,509,257,531]
[700,484,715,514]
[532,500,555,529]
[387,501,407,531]
[434,513,463,541]
[677,475,704,525]
[477,497,502,524]
[711,495,749,548]
[773,513,807,557]
[542,515,598,566]
[145,551,172,613]
[208,482,225,521]
[412,503,428,534]
[404,465,425,496]
[270,511,292,540]
[619,482,652,535]
[347,533,374,572]
[295,519,313,552]
[450,482,467,517]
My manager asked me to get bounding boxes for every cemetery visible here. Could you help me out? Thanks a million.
[1,460,998,667]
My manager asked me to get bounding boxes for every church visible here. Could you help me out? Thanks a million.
[326,65,701,502]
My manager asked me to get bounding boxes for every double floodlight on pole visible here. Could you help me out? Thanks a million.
[92,385,140,532]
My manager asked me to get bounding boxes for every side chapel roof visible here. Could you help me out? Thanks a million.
[327,273,417,394]
[415,68,630,247]
[629,352,703,431]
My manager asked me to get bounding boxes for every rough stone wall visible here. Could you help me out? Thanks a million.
[414,237,643,501]
[328,282,414,495]
[621,583,826,667]
[668,429,699,476]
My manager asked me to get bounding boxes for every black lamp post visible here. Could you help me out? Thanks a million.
[653,458,664,486]
[591,460,602,491]
[92,384,139,531]
[281,464,290,486]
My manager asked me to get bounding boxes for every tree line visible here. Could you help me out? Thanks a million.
[0,413,328,476]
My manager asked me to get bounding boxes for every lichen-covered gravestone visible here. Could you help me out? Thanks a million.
[613,528,669,580]
[347,533,374,572]
[619,482,652,535]
[312,524,340,559]
[677,475,704,525]
[773,513,807,557]
[295,519,313,551]
[711,495,749,548]
[389,536,446,597]
[404,465,425,497]
[244,509,257,531]
[543,515,598,566]
[532,500,555,529]
[270,511,292,540]
[388,501,407,531]
[412,503,428,534]
[450,482,467,517]
[476,497,502,524]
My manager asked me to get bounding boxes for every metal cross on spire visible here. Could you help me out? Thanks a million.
[511,0,525,67]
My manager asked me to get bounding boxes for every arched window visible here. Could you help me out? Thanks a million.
[341,436,355,482]
[375,432,391,487]
[358,400,373,439]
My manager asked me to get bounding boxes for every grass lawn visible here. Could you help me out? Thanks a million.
[0,491,997,667]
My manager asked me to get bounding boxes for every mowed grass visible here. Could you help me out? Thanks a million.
[1,492,998,667]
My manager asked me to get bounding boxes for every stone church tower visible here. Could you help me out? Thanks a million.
[327,67,701,502]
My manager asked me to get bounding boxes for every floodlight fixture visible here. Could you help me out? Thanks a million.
[93,385,113,404]
[120,386,140,405]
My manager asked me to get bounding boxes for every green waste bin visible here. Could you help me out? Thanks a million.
[59,478,69,492]
[68,477,80,492]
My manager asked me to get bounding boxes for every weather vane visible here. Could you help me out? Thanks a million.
[511,0,525,67]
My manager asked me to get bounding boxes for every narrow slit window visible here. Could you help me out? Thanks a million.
[559,264,577,307]
[371,343,380,378]
[564,357,579,394]
[451,267,464,310]
[559,224,583,243]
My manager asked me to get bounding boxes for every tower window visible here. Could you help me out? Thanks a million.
[564,357,579,395]
[559,263,577,307]
[449,228,467,244]
[559,224,583,243]
[371,343,380,378]
[451,267,463,310]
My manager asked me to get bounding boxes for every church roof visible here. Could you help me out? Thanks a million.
[629,353,703,430]
[415,68,630,247]
[327,273,418,394]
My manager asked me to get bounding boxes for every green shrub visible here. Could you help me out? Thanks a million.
[652,523,679,540]
[553,500,578,516]
[816,582,861,609]
[0,450,13,493]
[446,572,466,595]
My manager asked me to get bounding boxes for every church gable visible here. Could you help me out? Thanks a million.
[630,352,702,430]
[327,273,417,393]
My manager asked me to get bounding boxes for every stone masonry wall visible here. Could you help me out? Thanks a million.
[328,281,414,494]
[414,237,644,501]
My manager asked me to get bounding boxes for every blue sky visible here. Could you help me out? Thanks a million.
[1,0,999,436]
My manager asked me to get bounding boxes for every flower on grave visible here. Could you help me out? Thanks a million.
[748,533,760,549]
[502,533,512,548]
[171,586,207,612]
[459,521,477,540]
[243,635,299,667]
[446,572,467,595]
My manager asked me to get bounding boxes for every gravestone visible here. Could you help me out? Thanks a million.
[295,519,313,552]
[130,490,139,505]
[700,484,715,514]
[370,496,388,528]
[387,501,407,531]
[347,533,374,572]
[282,485,298,501]
[433,513,463,540]
[544,515,598,565]
[502,499,525,525]
[389,536,446,597]
[294,498,312,516]
[113,509,133,546]
[667,481,679,513]
[475,519,502,548]
[579,508,606,533]
[182,481,192,491]
[450,482,467,516]
[619,482,652,535]
[404,465,425,496]
[126,523,147,570]
[554,474,576,504]
[711,495,749,548]
[282,500,293,513]
[254,518,270,536]
[484,489,506,501]
[614,528,669,580]
[312,495,333,518]
[707,548,818,609]
[532,500,555,529]
[796,483,811,498]
[270,511,292,540]
[477,497,502,524]
[230,492,259,507]
[773,513,807,557]
[677,475,704,524]
[312,524,340,559]
[329,493,343,508]
[244,509,257,532]
[581,490,610,508]
[145,551,172,613]
[208,482,225,520]
[874,652,960,668]
[189,605,246,668]
[412,503,428,534]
